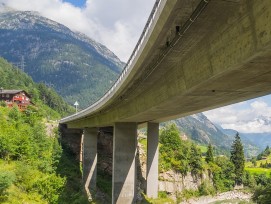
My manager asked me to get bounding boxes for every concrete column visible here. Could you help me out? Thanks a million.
[112,122,137,204]
[83,127,98,197]
[146,122,159,198]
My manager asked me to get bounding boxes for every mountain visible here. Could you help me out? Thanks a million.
[0,7,125,108]
[0,57,74,117]
[221,129,271,151]
[241,133,271,150]
[173,113,259,157]
[174,113,231,148]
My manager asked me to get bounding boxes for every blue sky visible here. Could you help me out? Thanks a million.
[63,0,86,8]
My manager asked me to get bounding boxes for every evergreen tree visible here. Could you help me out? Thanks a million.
[190,144,203,176]
[205,144,214,163]
[230,132,245,185]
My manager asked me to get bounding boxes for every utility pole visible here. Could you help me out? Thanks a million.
[74,101,79,113]
[20,56,25,72]
[11,56,26,72]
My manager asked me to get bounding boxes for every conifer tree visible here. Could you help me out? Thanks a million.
[190,144,203,176]
[230,132,245,185]
[205,144,214,163]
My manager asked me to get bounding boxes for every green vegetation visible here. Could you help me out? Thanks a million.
[252,183,271,204]
[139,123,271,203]
[155,125,271,203]
[230,133,245,185]
[0,58,74,117]
[257,146,271,161]
[199,145,208,153]
[142,191,175,204]
[0,104,87,203]
[245,146,271,177]
[244,147,271,204]
[205,144,214,163]
[209,156,235,192]
[159,124,203,177]
[245,168,271,177]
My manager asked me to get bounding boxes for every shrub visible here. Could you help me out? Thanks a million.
[0,171,15,195]
[252,183,271,204]
[158,191,168,198]
[198,181,216,196]
[0,101,6,107]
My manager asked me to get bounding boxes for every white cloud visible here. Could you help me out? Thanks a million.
[204,98,271,133]
[0,0,155,61]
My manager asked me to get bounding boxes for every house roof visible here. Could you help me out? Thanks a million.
[0,89,31,98]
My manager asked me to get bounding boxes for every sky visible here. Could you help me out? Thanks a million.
[204,95,271,134]
[63,0,86,8]
[1,0,271,133]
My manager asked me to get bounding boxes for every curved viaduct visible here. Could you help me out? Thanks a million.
[60,0,271,203]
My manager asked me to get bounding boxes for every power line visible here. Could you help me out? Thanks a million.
[11,56,26,72]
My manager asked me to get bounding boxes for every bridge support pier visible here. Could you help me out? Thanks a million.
[83,127,98,198]
[112,122,137,204]
[146,122,159,198]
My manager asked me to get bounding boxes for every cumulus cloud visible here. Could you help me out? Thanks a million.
[204,98,271,133]
[0,0,155,61]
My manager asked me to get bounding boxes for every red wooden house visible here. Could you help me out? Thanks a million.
[0,88,32,110]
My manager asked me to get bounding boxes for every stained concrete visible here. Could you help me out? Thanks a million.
[83,128,98,195]
[112,123,137,204]
[146,122,159,198]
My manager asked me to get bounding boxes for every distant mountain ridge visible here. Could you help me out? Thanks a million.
[221,127,271,151]
[0,8,125,108]
[173,113,259,157]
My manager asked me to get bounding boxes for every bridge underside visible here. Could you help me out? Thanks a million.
[66,0,271,128]
[61,0,271,203]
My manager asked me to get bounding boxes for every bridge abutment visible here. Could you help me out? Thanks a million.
[83,127,98,198]
[146,122,159,198]
[112,122,137,204]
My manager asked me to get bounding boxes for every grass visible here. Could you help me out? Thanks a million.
[141,191,175,204]
[138,137,147,152]
[245,167,271,177]
[245,154,271,177]
[246,156,271,168]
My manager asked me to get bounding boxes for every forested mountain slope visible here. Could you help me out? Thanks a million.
[0,57,74,117]
[0,8,124,108]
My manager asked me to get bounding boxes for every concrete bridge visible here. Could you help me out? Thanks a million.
[60,0,271,203]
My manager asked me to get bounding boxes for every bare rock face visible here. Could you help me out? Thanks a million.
[158,171,208,193]
[137,137,212,200]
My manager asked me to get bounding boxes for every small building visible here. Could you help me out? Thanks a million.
[0,88,32,110]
